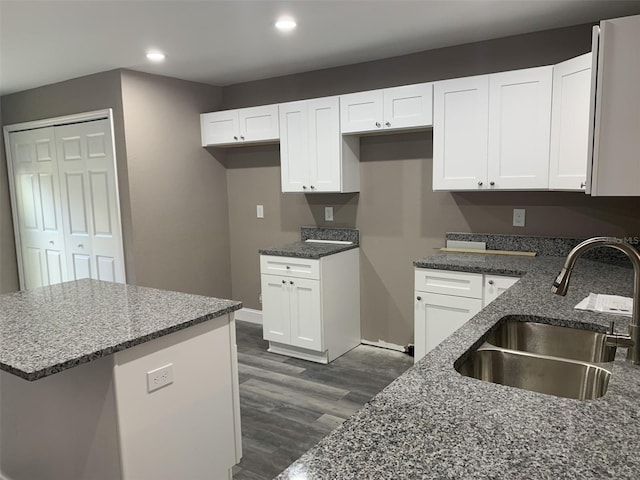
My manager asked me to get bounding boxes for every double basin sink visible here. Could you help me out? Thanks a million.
[456,315,616,400]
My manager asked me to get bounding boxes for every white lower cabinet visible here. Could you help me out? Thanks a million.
[260,249,360,363]
[414,268,519,363]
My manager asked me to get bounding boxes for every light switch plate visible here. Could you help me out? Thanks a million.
[325,207,334,222]
[256,205,264,219]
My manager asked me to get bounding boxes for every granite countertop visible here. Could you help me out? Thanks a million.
[260,226,360,259]
[259,241,359,259]
[277,252,639,479]
[0,279,242,381]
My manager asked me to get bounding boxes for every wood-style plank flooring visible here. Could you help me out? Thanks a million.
[232,321,413,480]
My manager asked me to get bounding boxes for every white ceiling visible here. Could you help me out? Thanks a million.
[2,0,640,96]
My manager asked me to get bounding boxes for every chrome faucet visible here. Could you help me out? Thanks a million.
[551,237,640,364]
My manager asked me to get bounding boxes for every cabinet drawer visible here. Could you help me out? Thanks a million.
[415,268,483,299]
[260,255,320,280]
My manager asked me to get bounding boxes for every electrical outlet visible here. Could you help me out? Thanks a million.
[325,206,334,222]
[513,208,526,227]
[147,363,174,393]
[256,205,264,219]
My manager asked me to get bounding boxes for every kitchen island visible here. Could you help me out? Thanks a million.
[277,252,639,479]
[0,279,242,480]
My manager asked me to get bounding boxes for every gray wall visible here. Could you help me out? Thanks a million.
[119,70,230,297]
[222,24,640,346]
[1,70,230,298]
[0,103,19,293]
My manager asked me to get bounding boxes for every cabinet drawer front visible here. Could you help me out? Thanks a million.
[260,255,320,279]
[415,268,483,298]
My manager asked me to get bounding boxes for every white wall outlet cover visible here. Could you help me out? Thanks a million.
[513,208,526,227]
[147,363,174,393]
[256,205,264,219]
[325,206,334,222]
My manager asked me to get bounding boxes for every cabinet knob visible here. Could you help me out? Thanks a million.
[375,122,381,128]
[416,296,422,301]
[490,181,495,186]
[310,185,315,190]
[385,121,391,127]
[477,181,483,186]
[240,135,245,141]
[303,185,307,189]
[78,244,84,248]
[286,266,290,269]
[580,181,586,189]
[488,280,494,285]
[289,281,294,285]
[282,280,286,284]
[49,240,54,245]
[233,136,238,141]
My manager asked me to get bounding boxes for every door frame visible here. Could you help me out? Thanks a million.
[3,109,126,290]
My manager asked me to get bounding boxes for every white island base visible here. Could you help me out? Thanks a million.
[0,314,241,480]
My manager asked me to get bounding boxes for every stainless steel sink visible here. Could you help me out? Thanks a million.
[486,318,616,363]
[456,346,612,400]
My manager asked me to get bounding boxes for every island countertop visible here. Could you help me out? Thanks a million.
[0,279,242,381]
[277,253,639,479]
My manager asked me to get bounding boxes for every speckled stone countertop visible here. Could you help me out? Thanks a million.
[260,227,359,259]
[277,252,639,479]
[0,279,242,381]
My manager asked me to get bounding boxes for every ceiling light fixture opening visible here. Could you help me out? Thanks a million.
[146,51,166,62]
[275,17,297,32]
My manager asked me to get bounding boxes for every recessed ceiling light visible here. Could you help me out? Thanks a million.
[275,17,297,32]
[146,51,166,62]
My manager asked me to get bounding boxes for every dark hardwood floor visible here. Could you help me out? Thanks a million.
[232,321,413,480]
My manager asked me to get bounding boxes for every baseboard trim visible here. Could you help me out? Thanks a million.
[361,339,407,352]
[235,308,263,325]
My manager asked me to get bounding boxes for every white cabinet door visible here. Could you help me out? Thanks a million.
[432,75,489,191]
[487,66,553,190]
[483,275,519,307]
[414,292,482,363]
[340,90,384,134]
[201,105,279,146]
[589,14,640,196]
[549,53,592,191]
[239,105,280,143]
[261,275,291,344]
[383,83,433,131]
[289,277,322,351]
[279,101,310,192]
[308,97,341,192]
[9,127,67,289]
[200,110,240,146]
[55,119,125,283]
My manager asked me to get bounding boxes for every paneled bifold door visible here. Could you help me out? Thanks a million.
[7,114,125,290]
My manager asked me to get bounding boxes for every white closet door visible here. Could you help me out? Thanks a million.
[55,119,125,283]
[9,127,67,289]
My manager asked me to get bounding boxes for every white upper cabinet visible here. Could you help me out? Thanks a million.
[433,66,553,191]
[340,83,433,134]
[487,66,552,190]
[588,14,640,196]
[200,105,279,146]
[432,75,489,191]
[549,53,592,191]
[280,97,359,193]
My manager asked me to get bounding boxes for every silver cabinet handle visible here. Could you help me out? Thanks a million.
[478,181,483,186]
[580,181,586,189]
[416,296,422,301]
[488,280,494,285]
[375,122,381,128]
[490,181,495,186]
[385,121,391,127]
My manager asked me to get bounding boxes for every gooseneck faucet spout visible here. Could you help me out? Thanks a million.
[551,237,640,364]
